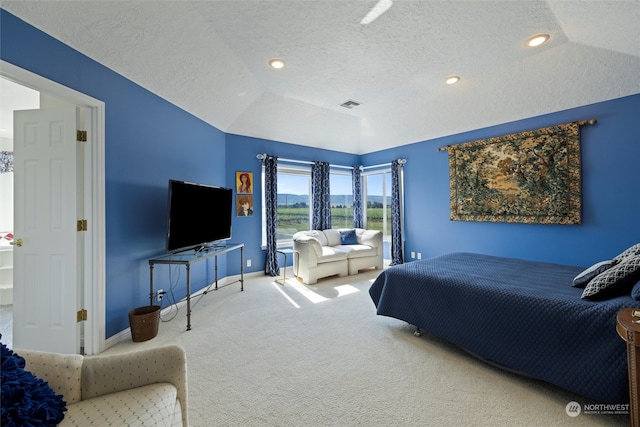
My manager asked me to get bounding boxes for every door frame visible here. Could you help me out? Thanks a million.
[1,60,106,355]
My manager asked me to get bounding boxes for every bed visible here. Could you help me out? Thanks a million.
[369,251,640,403]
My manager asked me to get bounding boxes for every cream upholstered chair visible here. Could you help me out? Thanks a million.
[20,344,188,426]
[293,228,383,284]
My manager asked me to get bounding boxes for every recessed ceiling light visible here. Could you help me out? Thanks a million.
[527,34,549,47]
[445,76,460,85]
[269,59,285,69]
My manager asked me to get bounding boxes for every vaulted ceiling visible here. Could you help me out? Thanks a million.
[3,1,639,154]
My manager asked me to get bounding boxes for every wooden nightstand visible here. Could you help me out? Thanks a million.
[616,308,640,427]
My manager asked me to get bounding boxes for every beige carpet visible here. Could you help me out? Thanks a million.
[105,268,629,426]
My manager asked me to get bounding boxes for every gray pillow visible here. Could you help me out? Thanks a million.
[572,260,618,288]
[613,243,640,262]
[581,255,640,300]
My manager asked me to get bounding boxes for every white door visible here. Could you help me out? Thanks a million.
[12,107,80,353]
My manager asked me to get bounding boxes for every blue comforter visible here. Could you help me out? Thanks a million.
[369,252,636,403]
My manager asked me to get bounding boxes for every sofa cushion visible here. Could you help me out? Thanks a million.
[293,234,323,258]
[318,246,349,263]
[322,229,342,247]
[310,230,329,247]
[335,244,378,259]
[357,229,382,247]
[21,348,84,405]
[293,230,327,248]
[62,383,177,427]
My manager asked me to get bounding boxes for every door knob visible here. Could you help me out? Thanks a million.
[9,238,23,247]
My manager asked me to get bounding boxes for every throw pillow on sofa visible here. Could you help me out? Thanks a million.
[339,229,358,245]
[1,335,67,426]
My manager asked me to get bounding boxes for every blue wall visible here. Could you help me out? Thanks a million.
[1,11,228,337]
[3,10,639,340]
[363,94,640,266]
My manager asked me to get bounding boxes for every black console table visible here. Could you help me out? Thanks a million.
[149,243,244,330]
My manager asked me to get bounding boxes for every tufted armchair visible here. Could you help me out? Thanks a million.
[19,344,188,426]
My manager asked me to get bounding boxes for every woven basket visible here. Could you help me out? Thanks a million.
[128,305,161,342]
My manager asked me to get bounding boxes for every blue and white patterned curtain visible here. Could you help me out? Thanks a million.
[390,159,405,265]
[311,161,331,230]
[264,155,280,276]
[0,151,13,173]
[352,165,364,228]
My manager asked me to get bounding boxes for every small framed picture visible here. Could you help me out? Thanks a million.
[237,195,253,217]
[236,171,253,194]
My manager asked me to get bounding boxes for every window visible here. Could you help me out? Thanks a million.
[262,163,356,246]
[329,171,353,229]
[276,166,311,242]
[363,170,392,238]
[262,161,389,247]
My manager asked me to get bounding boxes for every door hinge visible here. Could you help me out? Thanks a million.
[77,130,87,142]
[77,309,88,322]
[77,219,88,231]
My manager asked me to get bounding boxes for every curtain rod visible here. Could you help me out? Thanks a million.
[256,154,353,170]
[256,154,406,170]
[436,119,597,152]
[363,159,406,170]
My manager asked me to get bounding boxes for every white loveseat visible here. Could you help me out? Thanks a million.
[293,228,383,284]
[19,345,188,426]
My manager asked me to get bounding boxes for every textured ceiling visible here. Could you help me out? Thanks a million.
[3,1,639,154]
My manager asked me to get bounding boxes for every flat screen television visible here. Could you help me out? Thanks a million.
[166,179,233,253]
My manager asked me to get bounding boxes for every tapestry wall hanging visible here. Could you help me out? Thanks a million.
[439,120,595,224]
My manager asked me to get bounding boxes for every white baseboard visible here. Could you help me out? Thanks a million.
[105,327,132,349]
[104,271,264,351]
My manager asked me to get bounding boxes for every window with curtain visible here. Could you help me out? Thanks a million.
[363,169,392,239]
[275,165,311,242]
[261,163,356,246]
[261,159,400,250]
[329,171,353,229]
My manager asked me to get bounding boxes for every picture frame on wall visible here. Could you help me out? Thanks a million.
[237,195,253,217]
[236,171,253,194]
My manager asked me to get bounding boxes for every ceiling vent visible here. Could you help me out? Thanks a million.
[340,100,362,109]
